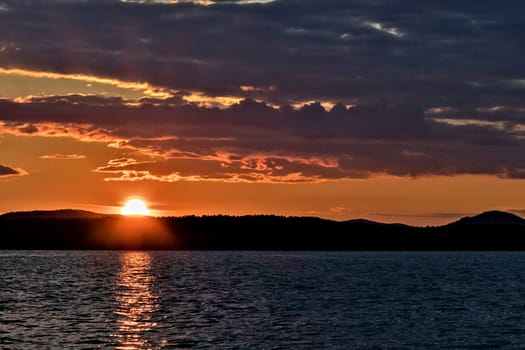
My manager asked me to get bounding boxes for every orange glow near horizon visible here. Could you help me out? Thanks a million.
[90,216,176,249]
[1,126,524,226]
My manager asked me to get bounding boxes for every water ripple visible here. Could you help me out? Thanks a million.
[2,251,525,348]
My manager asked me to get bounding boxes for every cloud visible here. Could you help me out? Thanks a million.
[94,154,351,183]
[330,207,351,214]
[0,164,27,178]
[1,95,525,182]
[120,0,277,4]
[0,1,524,182]
[40,154,86,160]
[0,165,19,176]
[0,68,174,100]
[0,121,118,143]
[1,0,523,107]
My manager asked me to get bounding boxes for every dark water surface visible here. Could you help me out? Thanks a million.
[2,251,525,349]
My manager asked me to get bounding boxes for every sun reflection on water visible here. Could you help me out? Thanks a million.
[112,252,162,349]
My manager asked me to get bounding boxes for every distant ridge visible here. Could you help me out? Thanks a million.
[343,218,382,225]
[1,209,524,226]
[1,209,525,250]
[449,210,525,226]
[0,209,112,220]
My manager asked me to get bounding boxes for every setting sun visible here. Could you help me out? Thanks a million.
[121,199,151,216]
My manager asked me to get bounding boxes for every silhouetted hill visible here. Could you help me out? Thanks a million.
[0,210,524,250]
[0,209,112,220]
[343,218,382,225]
[448,211,525,226]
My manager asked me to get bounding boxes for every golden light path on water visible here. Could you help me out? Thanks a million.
[112,252,164,349]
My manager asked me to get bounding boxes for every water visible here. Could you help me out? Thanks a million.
[2,251,525,349]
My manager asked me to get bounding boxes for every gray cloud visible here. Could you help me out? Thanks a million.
[1,0,524,107]
[1,0,524,181]
[2,95,524,181]
[0,164,22,177]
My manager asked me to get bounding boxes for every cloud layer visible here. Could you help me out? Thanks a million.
[40,154,86,160]
[1,0,524,182]
[0,164,25,177]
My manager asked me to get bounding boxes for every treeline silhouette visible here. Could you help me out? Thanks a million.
[0,211,524,250]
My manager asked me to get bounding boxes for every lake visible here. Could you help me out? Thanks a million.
[1,251,525,349]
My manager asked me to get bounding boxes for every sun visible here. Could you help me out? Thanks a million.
[121,199,151,216]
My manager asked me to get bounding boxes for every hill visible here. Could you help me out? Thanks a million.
[0,210,524,250]
[0,209,112,220]
[449,211,525,226]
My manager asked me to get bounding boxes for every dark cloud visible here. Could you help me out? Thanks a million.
[1,0,524,107]
[0,164,21,177]
[27,94,126,106]
[1,0,524,181]
[2,95,524,181]
[17,123,38,134]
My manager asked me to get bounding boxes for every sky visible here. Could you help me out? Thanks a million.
[1,0,524,225]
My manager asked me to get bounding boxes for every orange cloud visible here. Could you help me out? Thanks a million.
[93,154,348,183]
[0,121,116,143]
[182,92,243,108]
[39,154,86,160]
[240,85,277,92]
[0,68,174,100]
[1,96,525,182]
